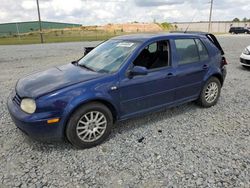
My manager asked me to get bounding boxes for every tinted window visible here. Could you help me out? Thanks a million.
[133,40,169,69]
[175,39,199,65]
[195,39,209,61]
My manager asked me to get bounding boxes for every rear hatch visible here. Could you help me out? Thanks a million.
[204,33,227,66]
[205,33,224,55]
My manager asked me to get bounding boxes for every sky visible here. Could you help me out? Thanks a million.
[0,0,249,25]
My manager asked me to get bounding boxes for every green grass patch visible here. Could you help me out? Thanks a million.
[0,30,125,45]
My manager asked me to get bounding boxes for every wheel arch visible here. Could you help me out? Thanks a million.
[63,98,118,132]
[210,73,223,86]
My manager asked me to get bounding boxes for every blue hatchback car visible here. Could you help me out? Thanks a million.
[7,32,227,148]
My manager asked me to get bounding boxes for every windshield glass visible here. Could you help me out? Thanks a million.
[78,40,140,73]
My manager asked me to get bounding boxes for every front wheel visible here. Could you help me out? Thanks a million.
[66,102,113,149]
[242,65,250,69]
[197,77,221,108]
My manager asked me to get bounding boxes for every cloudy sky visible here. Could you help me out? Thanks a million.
[0,0,249,25]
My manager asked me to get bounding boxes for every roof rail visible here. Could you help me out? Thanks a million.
[170,31,210,35]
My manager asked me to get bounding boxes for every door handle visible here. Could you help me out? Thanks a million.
[166,73,174,78]
[203,64,209,69]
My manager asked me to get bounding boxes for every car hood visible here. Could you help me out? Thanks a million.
[16,63,103,98]
[247,46,250,51]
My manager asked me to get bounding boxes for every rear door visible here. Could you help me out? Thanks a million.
[174,38,210,101]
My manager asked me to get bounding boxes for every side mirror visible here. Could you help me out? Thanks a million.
[128,66,148,78]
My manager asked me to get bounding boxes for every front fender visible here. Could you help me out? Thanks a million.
[60,92,119,130]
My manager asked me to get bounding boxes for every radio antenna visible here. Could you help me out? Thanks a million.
[184,10,197,33]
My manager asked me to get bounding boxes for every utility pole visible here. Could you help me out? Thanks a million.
[15,23,21,41]
[36,0,44,43]
[208,0,214,32]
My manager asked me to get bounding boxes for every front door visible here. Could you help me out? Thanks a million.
[118,40,176,119]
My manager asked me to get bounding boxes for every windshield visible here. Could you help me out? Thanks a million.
[78,40,140,73]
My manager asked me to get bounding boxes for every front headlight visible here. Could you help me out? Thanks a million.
[20,98,36,114]
[243,48,250,55]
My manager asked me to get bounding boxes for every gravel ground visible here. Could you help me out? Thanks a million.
[0,36,249,188]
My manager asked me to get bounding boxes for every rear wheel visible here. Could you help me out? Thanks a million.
[66,102,113,149]
[197,77,221,108]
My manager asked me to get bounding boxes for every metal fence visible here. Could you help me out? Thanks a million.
[0,21,81,37]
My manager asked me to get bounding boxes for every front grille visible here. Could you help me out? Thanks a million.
[13,93,22,106]
[240,58,250,65]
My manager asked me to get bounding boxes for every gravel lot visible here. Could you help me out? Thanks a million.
[0,35,249,188]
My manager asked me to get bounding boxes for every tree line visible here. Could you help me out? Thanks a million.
[232,17,250,22]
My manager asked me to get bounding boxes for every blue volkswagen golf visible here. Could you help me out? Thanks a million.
[7,32,227,148]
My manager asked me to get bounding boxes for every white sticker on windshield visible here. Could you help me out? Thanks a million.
[117,42,134,47]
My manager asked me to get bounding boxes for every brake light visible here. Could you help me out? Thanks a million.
[221,57,228,66]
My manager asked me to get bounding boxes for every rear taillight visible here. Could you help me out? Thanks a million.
[221,57,228,66]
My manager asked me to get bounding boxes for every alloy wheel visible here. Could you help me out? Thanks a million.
[205,82,219,103]
[76,111,107,142]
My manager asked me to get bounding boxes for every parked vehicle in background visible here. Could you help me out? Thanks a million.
[229,27,250,34]
[7,32,227,149]
[240,46,250,68]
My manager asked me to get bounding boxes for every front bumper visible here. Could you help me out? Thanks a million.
[240,53,250,67]
[7,94,64,141]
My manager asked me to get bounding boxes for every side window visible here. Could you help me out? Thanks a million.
[195,39,209,61]
[175,39,199,65]
[133,40,169,70]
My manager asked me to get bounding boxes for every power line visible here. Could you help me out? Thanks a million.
[36,0,44,43]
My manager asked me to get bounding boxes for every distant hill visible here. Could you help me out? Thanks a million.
[63,22,164,32]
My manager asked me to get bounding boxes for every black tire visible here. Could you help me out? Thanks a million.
[242,65,250,70]
[66,102,113,149]
[197,77,221,108]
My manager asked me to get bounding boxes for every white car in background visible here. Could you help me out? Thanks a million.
[240,46,250,67]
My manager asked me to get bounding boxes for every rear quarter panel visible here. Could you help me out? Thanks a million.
[202,37,223,83]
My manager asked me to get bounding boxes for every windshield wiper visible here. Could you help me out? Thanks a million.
[71,60,79,65]
[78,64,95,72]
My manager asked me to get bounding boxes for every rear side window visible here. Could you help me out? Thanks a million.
[195,39,209,61]
[175,39,199,65]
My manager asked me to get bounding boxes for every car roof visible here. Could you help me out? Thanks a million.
[112,32,205,42]
[230,27,244,29]
[112,32,225,55]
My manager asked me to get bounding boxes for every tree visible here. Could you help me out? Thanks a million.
[242,17,248,22]
[232,18,240,22]
[160,22,174,30]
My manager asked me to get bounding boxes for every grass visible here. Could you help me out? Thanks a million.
[0,30,126,45]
